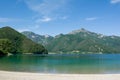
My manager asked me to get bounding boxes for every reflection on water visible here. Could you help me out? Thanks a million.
[0,54,120,74]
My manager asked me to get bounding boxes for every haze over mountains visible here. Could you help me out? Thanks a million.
[22,28,120,54]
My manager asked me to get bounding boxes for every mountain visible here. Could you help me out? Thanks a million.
[0,26,48,55]
[22,28,120,54]
[22,31,54,46]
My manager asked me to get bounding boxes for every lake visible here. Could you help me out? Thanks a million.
[0,54,120,74]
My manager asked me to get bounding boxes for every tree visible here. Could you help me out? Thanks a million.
[0,39,12,55]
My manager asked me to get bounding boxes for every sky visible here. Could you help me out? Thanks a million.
[0,0,120,36]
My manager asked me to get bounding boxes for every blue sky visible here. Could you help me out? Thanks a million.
[0,0,120,36]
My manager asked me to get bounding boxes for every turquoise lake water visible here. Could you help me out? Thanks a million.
[0,54,120,74]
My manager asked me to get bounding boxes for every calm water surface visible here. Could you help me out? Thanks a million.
[0,54,120,74]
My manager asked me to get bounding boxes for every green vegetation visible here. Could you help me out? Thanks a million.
[0,39,12,55]
[0,26,48,56]
[22,28,120,54]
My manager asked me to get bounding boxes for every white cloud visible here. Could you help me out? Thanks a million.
[23,0,68,16]
[40,17,52,22]
[85,17,98,21]
[21,0,70,24]
[111,0,120,4]
[36,17,52,23]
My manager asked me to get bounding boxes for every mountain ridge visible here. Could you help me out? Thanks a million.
[22,28,120,54]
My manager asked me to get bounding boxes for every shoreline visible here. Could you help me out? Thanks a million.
[0,71,120,80]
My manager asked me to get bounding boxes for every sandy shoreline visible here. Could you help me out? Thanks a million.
[0,71,120,80]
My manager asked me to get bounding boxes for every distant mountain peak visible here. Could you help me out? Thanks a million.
[1,26,11,28]
[22,31,52,38]
[1,26,15,30]
[68,28,90,34]
[22,31,35,34]
[80,28,86,31]
[44,34,51,38]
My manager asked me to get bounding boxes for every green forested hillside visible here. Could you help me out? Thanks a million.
[0,26,48,55]
[22,28,120,54]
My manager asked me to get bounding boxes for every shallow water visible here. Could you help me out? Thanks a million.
[0,54,120,74]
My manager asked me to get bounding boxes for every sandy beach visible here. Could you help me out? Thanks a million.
[0,71,120,80]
